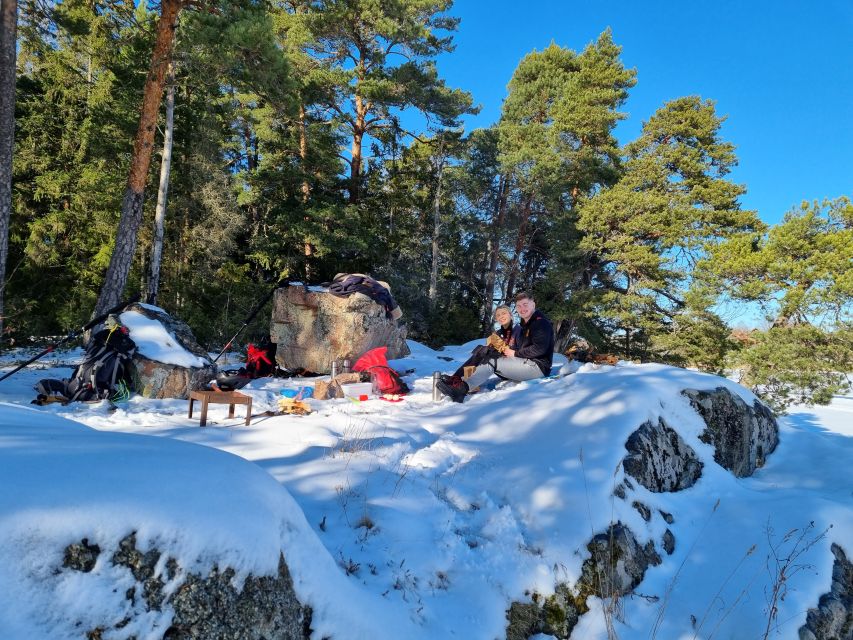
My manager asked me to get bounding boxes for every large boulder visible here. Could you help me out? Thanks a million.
[123,303,216,399]
[683,387,779,477]
[270,284,409,374]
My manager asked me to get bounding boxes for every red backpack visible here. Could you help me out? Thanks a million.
[353,347,409,395]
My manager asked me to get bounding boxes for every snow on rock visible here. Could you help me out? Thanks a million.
[0,339,849,640]
[0,404,401,640]
[120,304,216,399]
[120,305,209,369]
[800,543,853,640]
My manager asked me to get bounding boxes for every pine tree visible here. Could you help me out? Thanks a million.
[572,96,762,359]
[300,0,475,203]
[498,33,635,304]
[700,197,853,410]
[11,0,151,333]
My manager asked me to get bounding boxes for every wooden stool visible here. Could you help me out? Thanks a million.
[188,390,253,427]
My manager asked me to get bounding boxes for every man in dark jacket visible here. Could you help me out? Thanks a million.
[437,291,555,403]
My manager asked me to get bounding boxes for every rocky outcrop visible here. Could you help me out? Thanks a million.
[126,303,216,399]
[683,387,778,477]
[506,524,661,639]
[623,418,704,492]
[64,533,310,640]
[582,523,662,598]
[799,543,853,640]
[270,284,409,374]
[507,386,782,640]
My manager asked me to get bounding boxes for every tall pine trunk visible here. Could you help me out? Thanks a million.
[428,140,446,307]
[504,193,532,302]
[480,175,508,332]
[146,64,176,305]
[349,107,365,203]
[94,0,183,318]
[0,0,16,345]
[299,102,314,280]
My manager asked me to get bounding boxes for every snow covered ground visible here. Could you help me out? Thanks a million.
[0,337,850,640]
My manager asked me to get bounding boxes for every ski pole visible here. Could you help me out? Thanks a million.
[0,295,141,384]
[212,279,289,365]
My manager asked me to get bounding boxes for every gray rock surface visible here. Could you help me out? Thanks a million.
[506,523,661,639]
[582,523,662,598]
[683,387,778,477]
[623,418,704,492]
[65,532,310,640]
[270,284,409,374]
[125,303,216,399]
[799,543,853,640]
[63,538,100,572]
[662,529,675,556]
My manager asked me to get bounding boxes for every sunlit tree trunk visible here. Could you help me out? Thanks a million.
[504,193,532,302]
[480,175,508,332]
[146,63,176,306]
[94,0,185,318]
[428,143,445,306]
[299,102,314,280]
[349,93,367,204]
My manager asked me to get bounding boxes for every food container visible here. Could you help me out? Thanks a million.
[280,386,314,399]
[340,382,373,399]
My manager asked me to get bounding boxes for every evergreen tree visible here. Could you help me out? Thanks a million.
[300,0,475,203]
[570,96,762,361]
[456,126,509,331]
[498,33,635,304]
[362,129,481,344]
[11,0,151,334]
[701,197,853,410]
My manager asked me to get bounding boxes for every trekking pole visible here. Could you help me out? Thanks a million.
[0,295,141,384]
[212,279,289,365]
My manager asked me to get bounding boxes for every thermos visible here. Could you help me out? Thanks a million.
[330,360,338,379]
[342,359,351,374]
[432,371,442,402]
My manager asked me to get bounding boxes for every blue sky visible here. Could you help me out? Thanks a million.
[435,0,853,226]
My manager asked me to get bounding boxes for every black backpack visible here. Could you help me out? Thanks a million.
[35,327,137,404]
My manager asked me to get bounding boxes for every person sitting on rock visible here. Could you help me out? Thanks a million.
[449,305,520,381]
[437,291,555,403]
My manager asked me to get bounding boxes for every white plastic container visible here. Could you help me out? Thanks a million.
[340,382,373,399]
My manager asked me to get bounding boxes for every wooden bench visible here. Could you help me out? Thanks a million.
[188,389,253,427]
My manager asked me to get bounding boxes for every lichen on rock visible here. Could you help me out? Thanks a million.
[623,418,704,492]
[62,532,310,640]
[799,543,853,640]
[683,387,779,477]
